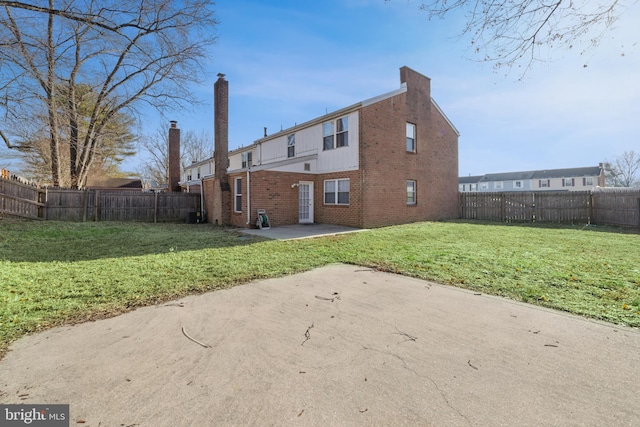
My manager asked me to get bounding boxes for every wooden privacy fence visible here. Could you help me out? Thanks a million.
[45,189,201,222]
[0,178,45,220]
[460,190,640,228]
[591,188,640,228]
[0,178,200,222]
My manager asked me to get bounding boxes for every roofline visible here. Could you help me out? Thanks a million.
[253,83,409,145]
[431,97,460,136]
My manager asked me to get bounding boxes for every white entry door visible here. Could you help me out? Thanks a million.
[298,181,314,224]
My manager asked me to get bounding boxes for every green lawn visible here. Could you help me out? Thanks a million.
[1,220,639,358]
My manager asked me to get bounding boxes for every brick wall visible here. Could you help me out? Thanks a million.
[228,170,301,228]
[202,176,230,226]
[359,67,458,228]
[227,169,364,228]
[313,170,363,228]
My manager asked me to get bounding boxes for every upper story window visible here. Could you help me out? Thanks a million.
[480,182,489,190]
[563,178,575,187]
[514,180,523,189]
[584,177,594,186]
[539,179,550,188]
[287,134,295,158]
[323,116,348,150]
[406,123,416,152]
[495,181,503,190]
[186,169,192,181]
[241,151,252,169]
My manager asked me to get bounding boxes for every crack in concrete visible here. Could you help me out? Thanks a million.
[361,345,472,426]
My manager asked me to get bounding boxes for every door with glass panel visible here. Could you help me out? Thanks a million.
[298,181,314,224]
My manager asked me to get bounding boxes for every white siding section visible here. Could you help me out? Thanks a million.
[318,111,359,173]
[257,111,359,173]
[229,152,242,171]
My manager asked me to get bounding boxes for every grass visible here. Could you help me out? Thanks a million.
[1,219,639,358]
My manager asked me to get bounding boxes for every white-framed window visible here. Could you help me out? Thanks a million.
[539,179,550,188]
[323,116,348,150]
[197,167,201,179]
[187,169,192,181]
[563,178,575,187]
[323,122,334,151]
[470,184,477,191]
[287,134,295,158]
[234,177,242,212]
[494,181,503,190]
[241,152,252,169]
[480,182,489,190]
[584,177,594,186]
[514,180,523,189]
[406,123,416,152]
[407,180,416,205]
[324,178,350,205]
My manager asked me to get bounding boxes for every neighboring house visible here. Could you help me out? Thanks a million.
[458,175,482,192]
[459,165,605,192]
[181,158,214,193]
[196,67,459,229]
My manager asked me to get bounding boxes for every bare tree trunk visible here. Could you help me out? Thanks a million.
[46,0,60,187]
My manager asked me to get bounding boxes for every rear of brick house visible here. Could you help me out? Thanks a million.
[198,66,459,229]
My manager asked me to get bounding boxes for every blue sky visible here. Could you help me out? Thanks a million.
[135,0,639,177]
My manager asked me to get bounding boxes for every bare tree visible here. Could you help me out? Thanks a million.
[409,0,627,72]
[604,151,640,187]
[0,0,217,188]
[138,126,212,188]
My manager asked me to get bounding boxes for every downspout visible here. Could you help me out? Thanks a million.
[246,169,251,225]
[200,178,205,221]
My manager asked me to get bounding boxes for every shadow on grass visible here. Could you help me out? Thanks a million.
[0,221,269,262]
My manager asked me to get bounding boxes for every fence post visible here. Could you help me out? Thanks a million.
[587,190,593,225]
[44,187,49,220]
[154,191,158,223]
[82,189,88,222]
[94,190,100,222]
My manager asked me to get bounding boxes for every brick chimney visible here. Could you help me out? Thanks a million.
[208,73,231,225]
[214,73,229,185]
[168,120,181,192]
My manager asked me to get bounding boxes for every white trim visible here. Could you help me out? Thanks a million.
[244,153,318,173]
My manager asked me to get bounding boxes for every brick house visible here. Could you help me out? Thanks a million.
[195,66,459,228]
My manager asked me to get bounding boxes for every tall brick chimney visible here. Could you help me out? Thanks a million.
[168,120,181,192]
[209,73,231,225]
[214,73,229,184]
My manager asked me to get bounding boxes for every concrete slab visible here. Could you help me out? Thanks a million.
[1,264,639,426]
[238,223,368,240]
